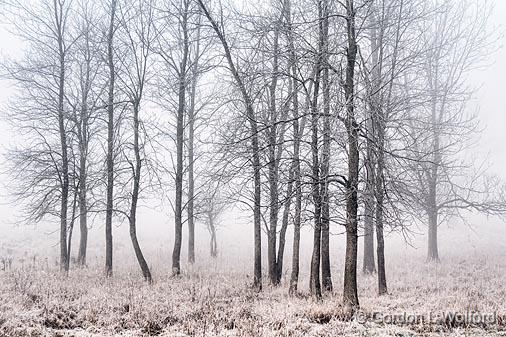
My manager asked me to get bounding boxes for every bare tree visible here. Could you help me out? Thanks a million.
[283,0,303,295]
[116,0,155,282]
[105,0,118,277]
[342,0,360,311]
[197,0,263,290]
[402,0,500,262]
[2,0,75,273]
[68,0,106,267]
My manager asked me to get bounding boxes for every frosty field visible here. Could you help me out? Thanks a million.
[1,253,505,337]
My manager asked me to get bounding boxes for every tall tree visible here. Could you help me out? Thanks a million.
[284,0,302,295]
[343,0,360,311]
[172,0,190,276]
[197,0,263,290]
[117,0,155,282]
[402,0,501,262]
[2,0,74,273]
[105,0,118,277]
[308,0,327,299]
[319,0,332,293]
[186,22,201,264]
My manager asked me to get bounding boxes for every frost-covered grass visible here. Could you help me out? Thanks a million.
[1,253,506,336]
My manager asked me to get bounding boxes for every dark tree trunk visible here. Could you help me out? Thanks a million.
[105,0,117,278]
[55,1,69,274]
[129,101,152,282]
[187,115,195,264]
[67,189,78,270]
[77,140,88,266]
[308,0,328,300]
[172,1,190,276]
[343,0,360,311]
[320,2,332,292]
[275,167,293,284]
[267,24,280,286]
[309,80,322,298]
[77,63,90,267]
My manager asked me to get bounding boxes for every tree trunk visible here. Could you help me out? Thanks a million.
[267,23,280,286]
[309,82,322,298]
[55,0,69,274]
[284,0,301,295]
[77,140,88,266]
[363,75,376,275]
[67,189,78,270]
[363,204,375,274]
[129,101,152,282]
[187,116,195,264]
[187,22,201,265]
[343,0,359,311]
[320,2,332,292]
[77,65,90,267]
[363,112,376,274]
[427,208,439,261]
[172,4,189,276]
[208,212,218,258]
[275,167,293,284]
[427,86,440,262]
[105,0,117,278]
[375,120,387,295]
[308,0,328,299]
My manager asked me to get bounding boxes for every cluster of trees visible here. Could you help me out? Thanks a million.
[2,0,505,312]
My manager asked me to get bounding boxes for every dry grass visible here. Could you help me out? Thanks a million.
[1,253,506,337]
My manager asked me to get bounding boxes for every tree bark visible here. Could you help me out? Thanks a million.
[67,189,78,270]
[375,114,387,295]
[275,167,293,284]
[130,101,152,282]
[172,1,189,276]
[105,0,117,278]
[308,0,328,299]
[55,0,69,274]
[363,106,376,274]
[363,18,379,275]
[267,23,280,286]
[77,118,88,267]
[77,38,91,267]
[320,0,332,292]
[284,0,301,295]
[187,21,201,265]
[343,0,360,311]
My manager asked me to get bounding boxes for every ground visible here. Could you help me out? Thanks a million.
[1,253,506,337]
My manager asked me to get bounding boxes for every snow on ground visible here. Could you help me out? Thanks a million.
[1,253,506,337]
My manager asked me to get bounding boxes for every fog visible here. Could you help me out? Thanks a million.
[0,0,506,335]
